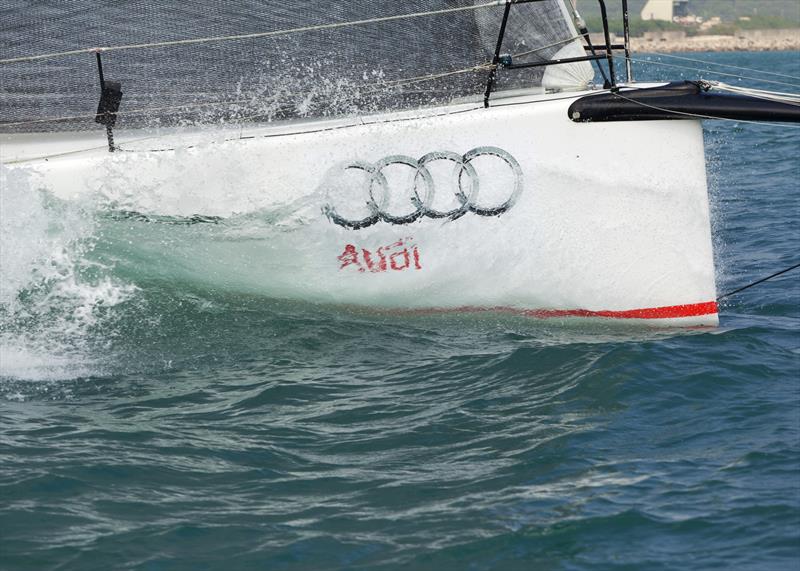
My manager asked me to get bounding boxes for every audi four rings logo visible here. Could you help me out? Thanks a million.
[322,146,524,229]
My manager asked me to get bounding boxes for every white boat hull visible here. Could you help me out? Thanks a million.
[1,90,718,326]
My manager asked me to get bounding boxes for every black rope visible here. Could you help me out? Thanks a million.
[717,261,800,300]
[105,123,116,152]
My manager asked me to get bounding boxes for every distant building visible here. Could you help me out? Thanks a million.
[640,0,690,22]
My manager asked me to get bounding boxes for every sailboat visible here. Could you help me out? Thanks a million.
[1,0,797,326]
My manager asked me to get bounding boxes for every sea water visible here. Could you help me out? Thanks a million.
[0,51,798,570]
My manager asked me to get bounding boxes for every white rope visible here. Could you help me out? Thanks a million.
[645,52,800,82]
[704,81,800,105]
[0,1,512,64]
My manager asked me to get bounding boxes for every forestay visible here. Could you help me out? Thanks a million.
[0,0,593,133]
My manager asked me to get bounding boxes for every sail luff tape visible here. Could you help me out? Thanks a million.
[0,1,547,65]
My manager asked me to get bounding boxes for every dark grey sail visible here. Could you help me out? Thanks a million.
[0,0,592,133]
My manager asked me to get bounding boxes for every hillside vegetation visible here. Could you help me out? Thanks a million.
[575,0,800,27]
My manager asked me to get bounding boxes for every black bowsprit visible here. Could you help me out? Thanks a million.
[568,81,800,123]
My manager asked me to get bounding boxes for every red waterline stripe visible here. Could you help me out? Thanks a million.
[411,301,719,320]
[519,301,718,320]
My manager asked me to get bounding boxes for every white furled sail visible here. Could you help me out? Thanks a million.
[540,0,596,90]
[542,42,596,90]
[0,0,594,133]
[473,0,595,92]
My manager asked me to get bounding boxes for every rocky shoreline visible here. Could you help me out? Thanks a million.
[628,28,800,53]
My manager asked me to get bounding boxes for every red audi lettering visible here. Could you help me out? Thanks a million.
[363,248,387,273]
[338,244,364,272]
[338,238,422,273]
[389,240,410,270]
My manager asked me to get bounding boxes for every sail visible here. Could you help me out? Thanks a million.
[0,0,594,133]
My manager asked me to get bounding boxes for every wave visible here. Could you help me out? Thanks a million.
[0,155,724,384]
[0,166,136,380]
[0,157,341,382]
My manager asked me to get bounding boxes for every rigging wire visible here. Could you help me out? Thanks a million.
[0,99,250,128]
[644,52,800,82]
[702,81,800,106]
[621,56,800,90]
[0,1,517,64]
[718,262,800,300]
[512,34,584,60]
[381,64,493,86]
[0,62,495,129]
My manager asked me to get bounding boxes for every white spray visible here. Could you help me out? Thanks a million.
[0,164,135,381]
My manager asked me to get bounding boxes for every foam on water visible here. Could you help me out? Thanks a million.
[0,165,136,381]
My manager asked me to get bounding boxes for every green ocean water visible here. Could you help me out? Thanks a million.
[1,51,799,570]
